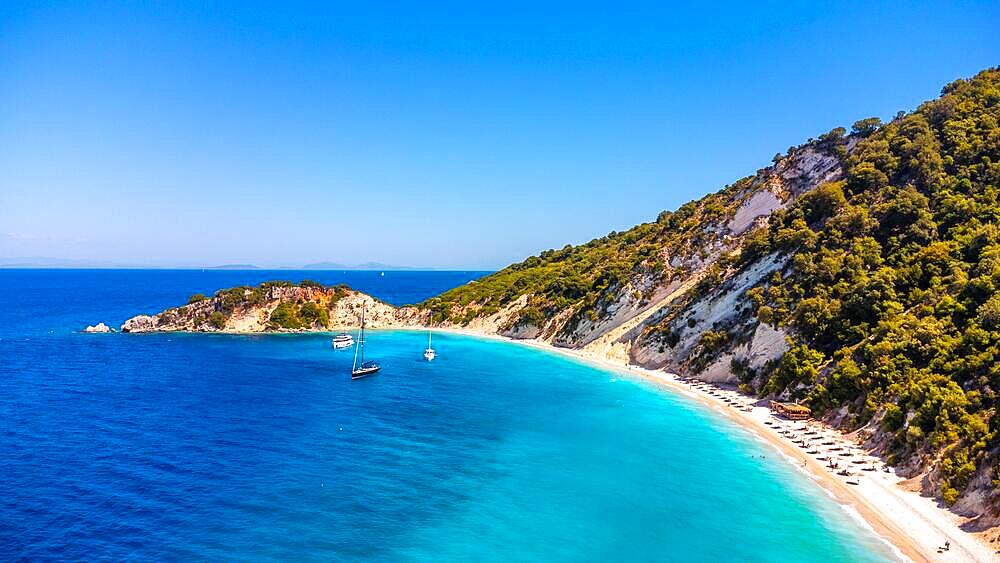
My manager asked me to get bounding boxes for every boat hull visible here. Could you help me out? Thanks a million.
[351,366,381,379]
[332,333,354,349]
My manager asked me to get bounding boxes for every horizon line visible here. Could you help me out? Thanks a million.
[0,265,497,272]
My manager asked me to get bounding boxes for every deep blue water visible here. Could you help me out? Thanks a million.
[2,269,486,340]
[1,270,897,561]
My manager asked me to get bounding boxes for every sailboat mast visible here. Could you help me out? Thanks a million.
[359,307,366,365]
[352,307,364,372]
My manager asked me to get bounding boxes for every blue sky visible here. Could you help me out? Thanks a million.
[1,1,997,269]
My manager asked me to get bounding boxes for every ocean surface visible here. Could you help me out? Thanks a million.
[1,270,897,561]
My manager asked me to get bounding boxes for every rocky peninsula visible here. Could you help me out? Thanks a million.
[121,281,427,333]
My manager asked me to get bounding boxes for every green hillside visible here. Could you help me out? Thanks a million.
[426,67,1000,505]
[733,68,1000,503]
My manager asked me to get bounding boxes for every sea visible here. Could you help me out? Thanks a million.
[0,269,898,561]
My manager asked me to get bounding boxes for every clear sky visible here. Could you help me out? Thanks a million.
[1,1,997,269]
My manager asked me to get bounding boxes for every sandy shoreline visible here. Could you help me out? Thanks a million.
[397,326,997,562]
[129,324,997,561]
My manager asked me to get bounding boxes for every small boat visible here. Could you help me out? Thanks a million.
[351,307,380,379]
[331,332,354,349]
[423,331,436,361]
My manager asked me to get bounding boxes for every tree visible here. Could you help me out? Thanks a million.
[818,127,847,147]
[299,301,329,328]
[800,181,847,225]
[851,117,882,136]
[766,340,825,396]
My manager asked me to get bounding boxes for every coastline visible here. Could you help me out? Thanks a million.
[121,323,996,561]
[397,326,997,563]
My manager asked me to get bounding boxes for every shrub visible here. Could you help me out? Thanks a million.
[515,306,546,328]
[208,311,227,329]
[699,330,731,355]
[269,302,304,329]
[882,403,904,431]
[299,301,329,327]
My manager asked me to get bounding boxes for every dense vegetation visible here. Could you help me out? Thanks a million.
[179,280,348,330]
[738,68,1000,503]
[269,300,330,329]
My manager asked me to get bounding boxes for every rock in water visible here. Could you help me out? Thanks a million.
[84,322,113,333]
[120,315,157,333]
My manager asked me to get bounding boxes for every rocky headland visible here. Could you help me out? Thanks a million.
[121,281,428,333]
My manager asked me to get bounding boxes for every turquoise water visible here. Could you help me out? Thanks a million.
[0,270,897,561]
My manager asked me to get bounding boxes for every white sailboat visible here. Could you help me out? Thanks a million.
[423,330,436,361]
[351,307,380,379]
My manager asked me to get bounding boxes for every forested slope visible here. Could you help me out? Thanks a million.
[426,68,1000,511]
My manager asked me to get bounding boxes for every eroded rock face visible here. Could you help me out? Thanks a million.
[120,285,427,333]
[120,316,158,333]
[728,190,783,235]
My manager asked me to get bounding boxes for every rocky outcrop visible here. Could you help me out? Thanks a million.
[83,322,114,333]
[120,316,157,333]
[630,251,790,379]
[121,283,427,333]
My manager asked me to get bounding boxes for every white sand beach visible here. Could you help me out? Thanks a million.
[414,326,999,563]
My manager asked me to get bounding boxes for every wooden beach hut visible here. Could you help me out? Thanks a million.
[770,401,812,420]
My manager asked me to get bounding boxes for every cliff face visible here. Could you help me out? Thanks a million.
[121,283,426,333]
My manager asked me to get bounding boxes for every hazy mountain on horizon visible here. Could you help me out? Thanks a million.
[0,257,444,270]
[298,261,418,270]
[0,257,136,268]
[205,264,261,270]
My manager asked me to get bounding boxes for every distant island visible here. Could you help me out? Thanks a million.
[0,259,428,270]
[204,262,424,270]
[205,264,261,270]
[299,261,419,270]
[207,262,424,270]
[0,257,134,268]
